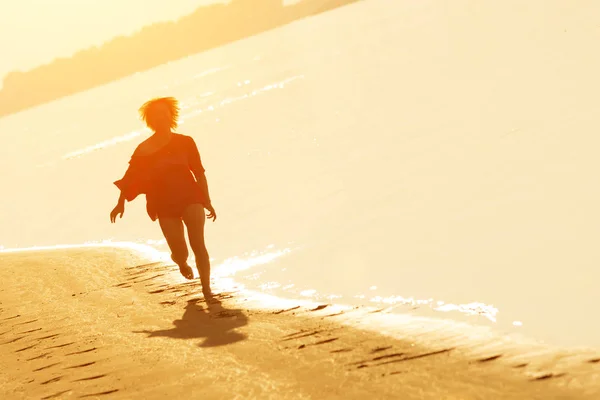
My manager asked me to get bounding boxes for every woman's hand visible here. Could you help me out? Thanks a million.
[205,203,217,221]
[110,203,125,223]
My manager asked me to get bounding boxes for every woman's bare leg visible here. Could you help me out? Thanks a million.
[182,203,211,295]
[158,217,193,279]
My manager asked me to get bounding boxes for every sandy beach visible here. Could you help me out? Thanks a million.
[1,246,599,399]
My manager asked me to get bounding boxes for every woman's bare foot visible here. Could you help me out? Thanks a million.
[202,287,213,300]
[178,263,194,280]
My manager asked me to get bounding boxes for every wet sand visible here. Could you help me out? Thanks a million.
[1,247,599,399]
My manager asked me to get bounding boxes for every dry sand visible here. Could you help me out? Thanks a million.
[1,247,599,399]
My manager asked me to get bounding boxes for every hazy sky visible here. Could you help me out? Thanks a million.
[0,0,226,82]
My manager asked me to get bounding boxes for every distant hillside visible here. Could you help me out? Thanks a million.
[0,0,359,118]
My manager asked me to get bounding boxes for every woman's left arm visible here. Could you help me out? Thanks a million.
[187,137,216,220]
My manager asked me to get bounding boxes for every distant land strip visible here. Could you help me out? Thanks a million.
[0,0,359,118]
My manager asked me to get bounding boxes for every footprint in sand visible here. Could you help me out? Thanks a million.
[13,319,38,326]
[73,374,107,382]
[15,343,39,352]
[65,361,96,369]
[46,341,76,350]
[18,327,42,334]
[322,311,345,318]
[2,336,25,344]
[27,352,52,361]
[41,389,72,399]
[78,389,120,397]
[65,347,97,356]
[348,352,405,366]
[40,376,62,385]
[273,306,300,314]
[371,346,393,353]
[282,330,323,341]
[36,334,60,341]
[349,348,454,370]
[377,348,454,367]
[477,354,503,363]
[298,338,339,349]
[330,348,353,353]
[33,362,61,372]
[531,372,567,381]
[130,273,167,284]
[126,261,163,270]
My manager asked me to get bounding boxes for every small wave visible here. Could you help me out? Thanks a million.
[60,74,304,161]
[62,129,148,160]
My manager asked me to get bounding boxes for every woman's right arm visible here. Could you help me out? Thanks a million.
[186,136,216,221]
[113,156,142,203]
[113,174,130,206]
[110,190,126,223]
[117,189,127,206]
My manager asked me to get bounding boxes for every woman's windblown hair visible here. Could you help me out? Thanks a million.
[138,97,180,131]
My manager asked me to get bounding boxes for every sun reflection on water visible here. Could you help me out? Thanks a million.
[60,74,304,161]
[434,302,499,322]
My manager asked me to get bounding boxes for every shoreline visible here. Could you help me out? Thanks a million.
[1,241,592,349]
[1,245,599,398]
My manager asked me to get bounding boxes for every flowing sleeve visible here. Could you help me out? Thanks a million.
[186,136,205,175]
[113,156,150,202]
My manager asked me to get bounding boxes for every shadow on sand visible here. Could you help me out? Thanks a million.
[135,298,248,347]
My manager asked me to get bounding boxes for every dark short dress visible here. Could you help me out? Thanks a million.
[114,133,207,221]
